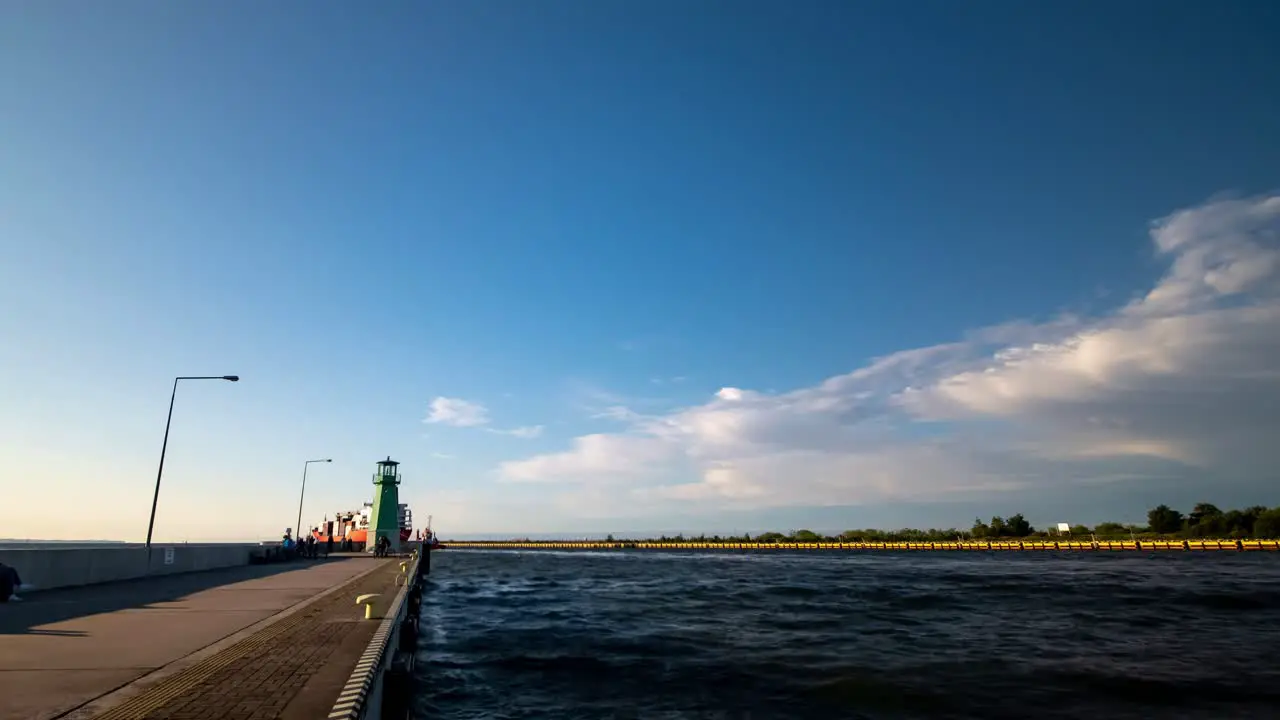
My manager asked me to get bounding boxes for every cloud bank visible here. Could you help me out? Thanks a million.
[499,195,1280,518]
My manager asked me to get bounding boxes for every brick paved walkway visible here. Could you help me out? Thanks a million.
[85,560,402,720]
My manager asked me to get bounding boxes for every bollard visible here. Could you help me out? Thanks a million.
[356,593,381,620]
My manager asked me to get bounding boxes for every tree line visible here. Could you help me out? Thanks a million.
[598,503,1280,543]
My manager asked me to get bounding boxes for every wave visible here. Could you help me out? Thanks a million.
[415,550,1280,719]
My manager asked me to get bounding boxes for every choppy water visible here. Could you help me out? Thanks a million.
[413,550,1280,719]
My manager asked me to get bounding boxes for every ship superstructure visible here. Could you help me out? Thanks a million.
[308,502,413,550]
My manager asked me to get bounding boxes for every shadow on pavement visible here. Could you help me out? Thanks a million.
[0,559,336,635]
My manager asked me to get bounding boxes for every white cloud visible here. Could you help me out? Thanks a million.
[498,194,1280,515]
[423,397,490,427]
[501,433,680,482]
[423,397,543,440]
[487,425,545,439]
[591,405,646,423]
[568,379,675,424]
[715,387,747,401]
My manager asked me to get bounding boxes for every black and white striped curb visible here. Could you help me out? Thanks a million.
[328,555,418,720]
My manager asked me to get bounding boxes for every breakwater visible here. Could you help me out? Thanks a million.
[443,538,1280,551]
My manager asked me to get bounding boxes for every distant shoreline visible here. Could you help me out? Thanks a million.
[8,503,1277,546]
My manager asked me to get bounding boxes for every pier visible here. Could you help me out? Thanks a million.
[444,538,1280,551]
[0,548,427,720]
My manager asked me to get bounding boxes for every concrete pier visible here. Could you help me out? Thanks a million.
[0,556,408,720]
[0,545,263,593]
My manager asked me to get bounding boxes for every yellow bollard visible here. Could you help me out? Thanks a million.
[356,593,381,620]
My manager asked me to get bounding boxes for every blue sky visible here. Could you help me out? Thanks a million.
[3,2,1279,541]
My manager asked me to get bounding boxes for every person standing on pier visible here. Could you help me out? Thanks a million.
[0,562,32,602]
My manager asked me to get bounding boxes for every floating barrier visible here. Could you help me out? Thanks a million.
[442,539,1280,552]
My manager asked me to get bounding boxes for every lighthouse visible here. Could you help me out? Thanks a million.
[367,456,402,553]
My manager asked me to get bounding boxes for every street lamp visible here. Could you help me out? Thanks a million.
[145,375,239,549]
[296,458,333,542]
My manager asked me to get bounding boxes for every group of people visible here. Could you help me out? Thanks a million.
[280,529,420,559]
[0,561,32,603]
[282,531,334,560]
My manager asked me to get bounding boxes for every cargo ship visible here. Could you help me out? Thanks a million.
[307,502,413,550]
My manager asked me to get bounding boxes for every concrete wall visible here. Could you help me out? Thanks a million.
[0,544,257,592]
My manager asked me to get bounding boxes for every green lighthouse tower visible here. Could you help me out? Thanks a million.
[367,456,402,553]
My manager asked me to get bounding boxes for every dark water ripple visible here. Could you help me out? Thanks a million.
[412,550,1280,719]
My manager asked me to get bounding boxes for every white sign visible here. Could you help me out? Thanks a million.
[164,547,175,565]
[1057,523,1071,533]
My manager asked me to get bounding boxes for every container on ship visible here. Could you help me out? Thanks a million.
[307,502,413,551]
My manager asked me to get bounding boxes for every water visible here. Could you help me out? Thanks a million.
[414,550,1280,719]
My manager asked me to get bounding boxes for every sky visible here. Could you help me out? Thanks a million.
[2,1,1279,542]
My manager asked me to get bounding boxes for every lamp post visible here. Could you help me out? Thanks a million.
[146,375,240,550]
[296,458,333,542]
